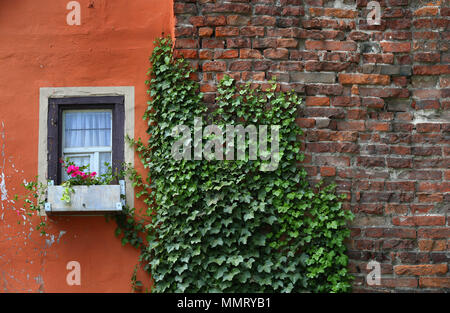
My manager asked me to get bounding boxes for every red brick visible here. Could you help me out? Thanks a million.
[339,74,390,85]
[347,109,366,120]
[305,61,351,72]
[239,49,263,59]
[202,61,227,72]
[357,156,385,167]
[296,118,315,128]
[337,121,365,131]
[365,227,416,239]
[349,31,370,41]
[394,264,447,276]
[175,38,199,49]
[413,7,439,17]
[362,97,385,109]
[419,277,450,288]
[251,16,276,26]
[413,53,441,63]
[392,216,445,226]
[276,38,298,48]
[442,8,450,17]
[363,53,394,64]
[305,41,357,51]
[214,49,239,59]
[202,38,225,49]
[386,19,411,30]
[240,26,265,37]
[281,6,305,17]
[203,3,251,14]
[198,27,213,37]
[173,49,198,59]
[175,26,195,37]
[416,123,440,133]
[353,239,374,250]
[226,38,251,49]
[306,97,330,106]
[174,3,197,14]
[315,155,350,167]
[352,204,384,214]
[306,84,344,96]
[226,15,251,26]
[199,50,213,60]
[200,83,217,93]
[320,166,336,177]
[278,61,303,71]
[417,193,443,203]
[418,228,450,239]
[204,16,227,26]
[229,60,252,71]
[385,204,409,215]
[215,26,239,37]
[385,181,414,191]
[413,89,442,100]
[189,16,205,27]
[309,8,357,18]
[418,239,447,251]
[413,65,450,75]
[263,48,289,59]
[359,87,409,98]
[331,96,360,107]
[414,31,439,40]
[254,4,281,16]
[380,42,411,53]
[380,278,418,288]
[387,158,412,168]
[418,182,450,193]
[366,122,390,132]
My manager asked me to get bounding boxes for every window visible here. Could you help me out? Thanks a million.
[62,109,112,180]
[47,96,125,185]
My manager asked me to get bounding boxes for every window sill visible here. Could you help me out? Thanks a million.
[45,181,125,215]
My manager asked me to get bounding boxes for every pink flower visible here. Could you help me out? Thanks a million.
[90,172,96,177]
[67,165,79,174]
[81,173,88,179]
[71,170,83,178]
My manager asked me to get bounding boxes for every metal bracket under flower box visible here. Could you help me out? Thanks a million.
[45,180,125,215]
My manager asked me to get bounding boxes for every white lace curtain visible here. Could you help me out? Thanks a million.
[64,111,112,148]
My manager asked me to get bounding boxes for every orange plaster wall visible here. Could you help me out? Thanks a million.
[0,0,173,292]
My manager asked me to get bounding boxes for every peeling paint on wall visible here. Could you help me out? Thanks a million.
[0,121,49,292]
[0,122,8,206]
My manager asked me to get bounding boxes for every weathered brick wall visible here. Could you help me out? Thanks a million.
[173,0,449,292]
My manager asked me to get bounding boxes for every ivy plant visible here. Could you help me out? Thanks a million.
[122,37,354,293]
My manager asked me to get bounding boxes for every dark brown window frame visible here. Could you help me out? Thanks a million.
[47,96,125,185]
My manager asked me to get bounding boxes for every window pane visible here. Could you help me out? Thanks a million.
[99,152,112,176]
[64,111,112,148]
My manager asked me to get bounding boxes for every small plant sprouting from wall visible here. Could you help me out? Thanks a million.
[13,160,116,235]
[122,37,354,292]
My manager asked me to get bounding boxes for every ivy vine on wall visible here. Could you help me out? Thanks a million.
[119,37,354,293]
